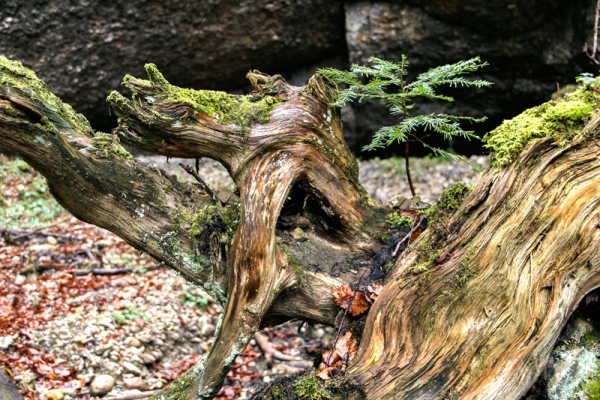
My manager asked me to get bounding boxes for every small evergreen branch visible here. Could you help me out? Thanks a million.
[317,55,492,196]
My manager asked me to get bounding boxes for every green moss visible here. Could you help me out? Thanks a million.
[266,384,288,400]
[0,56,94,136]
[410,183,471,273]
[583,361,600,399]
[92,132,133,159]
[387,213,413,229]
[456,244,479,286]
[188,203,240,245]
[437,182,471,213]
[483,76,600,168]
[295,265,306,284]
[293,374,332,400]
[139,64,283,133]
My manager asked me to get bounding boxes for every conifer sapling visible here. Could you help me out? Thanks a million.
[318,56,492,196]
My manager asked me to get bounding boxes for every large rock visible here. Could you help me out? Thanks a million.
[0,0,346,132]
[2,1,599,155]
[0,368,23,400]
[344,0,598,154]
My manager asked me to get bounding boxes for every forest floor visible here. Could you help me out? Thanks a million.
[0,153,485,400]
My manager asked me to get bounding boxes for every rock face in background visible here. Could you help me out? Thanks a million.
[0,0,598,154]
[0,0,346,133]
[345,0,598,153]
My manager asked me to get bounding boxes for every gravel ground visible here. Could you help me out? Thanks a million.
[0,154,487,400]
[136,154,488,206]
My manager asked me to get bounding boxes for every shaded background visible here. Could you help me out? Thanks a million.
[1,0,598,156]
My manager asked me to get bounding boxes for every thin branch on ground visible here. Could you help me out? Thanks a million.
[584,0,600,65]
[253,331,307,364]
[179,163,218,202]
[100,390,161,400]
[326,270,367,368]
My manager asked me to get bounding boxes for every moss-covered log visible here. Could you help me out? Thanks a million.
[0,56,388,399]
[2,55,600,399]
[349,89,600,398]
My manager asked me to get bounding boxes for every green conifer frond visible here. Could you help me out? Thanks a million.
[316,55,492,196]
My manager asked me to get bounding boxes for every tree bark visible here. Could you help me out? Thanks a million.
[1,55,600,399]
[351,125,600,398]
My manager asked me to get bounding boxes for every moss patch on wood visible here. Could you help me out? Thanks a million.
[92,132,133,159]
[483,76,600,168]
[126,64,283,133]
[0,56,94,136]
[250,372,366,400]
[413,183,472,272]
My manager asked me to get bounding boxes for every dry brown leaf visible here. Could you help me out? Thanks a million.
[332,285,371,316]
[335,330,358,361]
[410,229,425,242]
[322,349,341,367]
[366,283,384,301]
[349,291,370,316]
[332,285,354,310]
[316,363,331,380]
[400,209,421,220]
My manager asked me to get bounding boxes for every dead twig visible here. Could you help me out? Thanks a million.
[326,269,367,368]
[179,163,218,202]
[71,265,162,276]
[254,331,305,364]
[98,390,161,400]
[584,0,600,65]
[391,215,424,258]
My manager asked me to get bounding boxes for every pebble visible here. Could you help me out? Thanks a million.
[200,324,216,337]
[127,337,142,348]
[0,335,15,350]
[89,374,115,395]
[142,353,156,364]
[122,361,143,375]
[46,388,64,400]
[124,376,150,391]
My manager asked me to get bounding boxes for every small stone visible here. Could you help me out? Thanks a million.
[135,331,153,343]
[62,388,77,396]
[200,324,216,337]
[46,236,58,245]
[98,317,113,328]
[0,335,15,350]
[199,342,211,352]
[127,337,142,348]
[28,243,58,252]
[151,350,163,361]
[85,325,100,336]
[46,388,64,400]
[72,335,88,344]
[89,374,115,395]
[122,361,143,375]
[124,376,150,391]
[142,353,156,364]
[291,227,308,241]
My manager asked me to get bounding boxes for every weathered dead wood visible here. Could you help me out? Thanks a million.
[4,54,600,400]
[350,118,600,399]
[107,65,387,398]
[0,57,388,399]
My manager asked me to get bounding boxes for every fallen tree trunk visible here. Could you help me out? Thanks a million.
[1,55,600,399]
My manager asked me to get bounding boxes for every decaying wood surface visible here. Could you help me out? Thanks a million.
[351,119,600,398]
[2,55,600,399]
[0,57,388,398]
